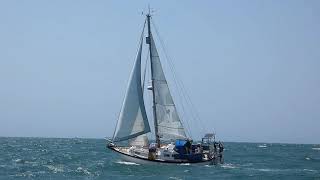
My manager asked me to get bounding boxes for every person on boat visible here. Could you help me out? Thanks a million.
[184,139,192,154]
[218,141,224,163]
[218,141,224,153]
[213,142,217,153]
[148,143,157,160]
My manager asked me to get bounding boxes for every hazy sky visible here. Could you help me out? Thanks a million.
[1,1,319,144]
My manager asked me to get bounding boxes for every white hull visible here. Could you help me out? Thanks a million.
[108,146,219,165]
[119,153,215,165]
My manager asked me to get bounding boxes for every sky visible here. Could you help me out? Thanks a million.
[0,1,319,144]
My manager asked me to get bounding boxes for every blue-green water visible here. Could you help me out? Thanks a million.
[0,137,319,179]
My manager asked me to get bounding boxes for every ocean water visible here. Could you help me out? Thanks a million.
[0,137,319,179]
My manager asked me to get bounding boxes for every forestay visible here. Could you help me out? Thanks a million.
[150,33,187,141]
[112,42,151,143]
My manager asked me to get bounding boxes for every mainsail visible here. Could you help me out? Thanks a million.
[149,33,187,141]
[112,42,150,143]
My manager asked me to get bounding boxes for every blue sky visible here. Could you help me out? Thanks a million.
[0,1,319,144]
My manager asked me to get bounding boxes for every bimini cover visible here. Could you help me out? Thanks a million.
[175,139,187,147]
[175,139,187,154]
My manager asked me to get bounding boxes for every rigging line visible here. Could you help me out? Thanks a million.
[112,19,147,140]
[151,19,209,136]
[150,19,194,138]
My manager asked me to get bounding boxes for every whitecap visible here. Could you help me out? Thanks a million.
[258,144,267,148]
[13,171,34,177]
[257,168,286,172]
[169,177,182,180]
[258,168,273,172]
[242,163,253,167]
[76,167,91,175]
[115,161,140,166]
[312,147,320,151]
[303,169,317,172]
[25,161,38,167]
[221,163,236,169]
[44,165,64,173]
[305,157,310,160]
[14,159,25,164]
[179,163,190,166]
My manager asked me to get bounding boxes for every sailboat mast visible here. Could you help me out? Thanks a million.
[147,14,160,148]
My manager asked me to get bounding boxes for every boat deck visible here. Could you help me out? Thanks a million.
[108,145,216,164]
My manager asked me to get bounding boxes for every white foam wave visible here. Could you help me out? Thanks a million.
[116,161,140,166]
[76,167,91,175]
[12,171,35,177]
[258,144,267,148]
[303,169,317,172]
[256,168,290,172]
[44,165,64,173]
[179,163,190,166]
[169,177,182,180]
[312,147,320,151]
[14,159,25,163]
[258,168,274,172]
[250,168,316,173]
[242,163,253,167]
[221,163,236,169]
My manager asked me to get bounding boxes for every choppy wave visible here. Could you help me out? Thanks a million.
[1,137,319,179]
[76,167,91,175]
[44,165,65,173]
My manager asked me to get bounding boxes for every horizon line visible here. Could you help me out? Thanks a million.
[0,136,318,145]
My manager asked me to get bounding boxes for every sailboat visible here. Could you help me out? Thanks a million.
[107,12,224,165]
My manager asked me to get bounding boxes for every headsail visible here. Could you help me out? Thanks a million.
[112,41,150,143]
[129,135,149,147]
[149,33,187,141]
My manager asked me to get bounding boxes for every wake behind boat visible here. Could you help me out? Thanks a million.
[107,11,224,165]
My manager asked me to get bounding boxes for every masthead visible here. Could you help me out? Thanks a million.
[142,5,155,17]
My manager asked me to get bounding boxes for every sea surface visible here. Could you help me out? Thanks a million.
[0,137,319,179]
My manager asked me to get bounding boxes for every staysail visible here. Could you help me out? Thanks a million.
[112,41,150,143]
[149,33,187,141]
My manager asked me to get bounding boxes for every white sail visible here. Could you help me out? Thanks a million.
[150,33,187,140]
[113,42,150,143]
[129,134,149,147]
